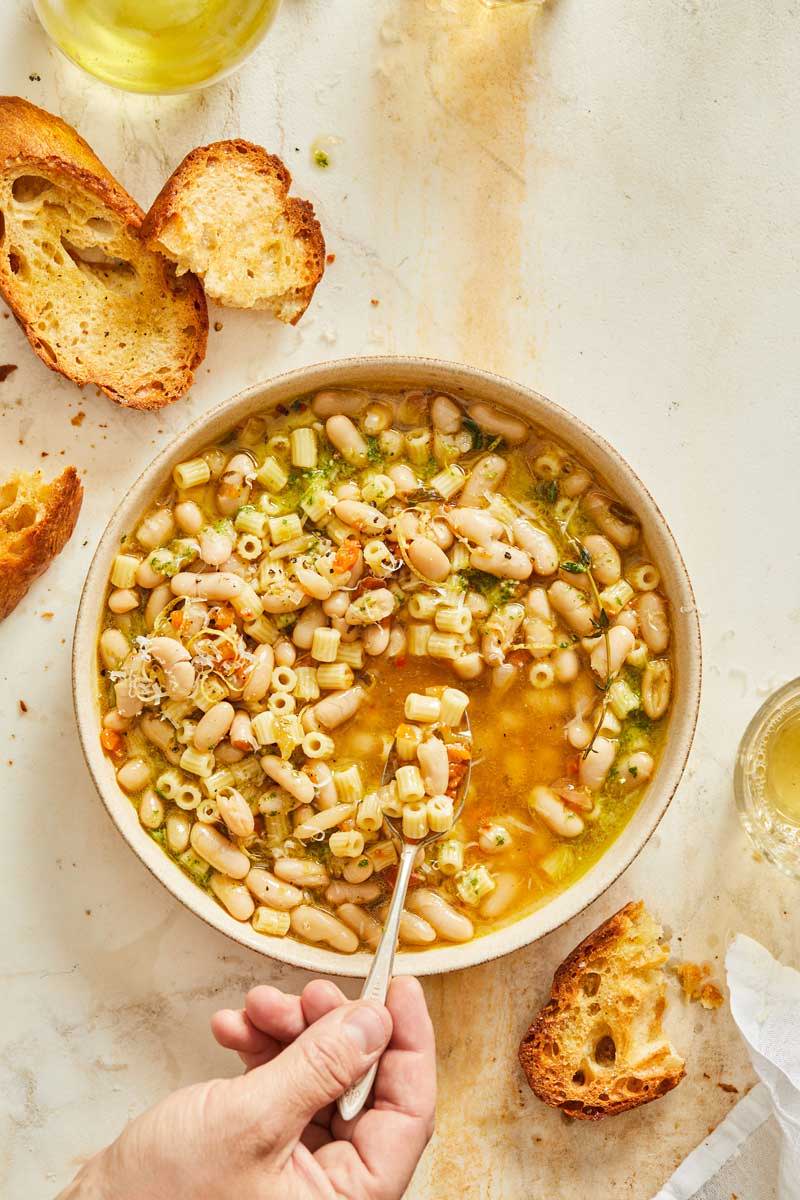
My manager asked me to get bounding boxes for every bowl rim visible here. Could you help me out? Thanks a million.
[72,354,702,978]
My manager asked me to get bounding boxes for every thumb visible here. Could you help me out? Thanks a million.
[239,999,393,1137]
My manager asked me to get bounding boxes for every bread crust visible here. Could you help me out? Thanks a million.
[0,465,83,620]
[0,97,208,409]
[142,139,325,324]
[518,901,686,1120]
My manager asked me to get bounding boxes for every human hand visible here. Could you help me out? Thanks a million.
[58,976,435,1200]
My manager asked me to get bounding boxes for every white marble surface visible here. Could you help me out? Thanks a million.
[1,1,799,1197]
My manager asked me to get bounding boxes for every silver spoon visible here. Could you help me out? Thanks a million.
[337,715,472,1122]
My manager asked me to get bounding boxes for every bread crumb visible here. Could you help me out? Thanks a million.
[40,611,54,620]
[700,982,724,1010]
[326,253,336,264]
[674,961,724,1008]
[18,699,28,713]
[0,364,17,381]
[70,411,86,426]
[718,1081,738,1094]
[370,298,380,307]
[214,321,223,332]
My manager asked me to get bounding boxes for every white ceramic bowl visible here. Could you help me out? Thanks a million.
[73,357,701,978]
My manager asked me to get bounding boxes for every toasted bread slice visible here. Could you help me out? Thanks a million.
[0,465,83,619]
[142,140,325,323]
[519,901,685,1120]
[0,97,207,409]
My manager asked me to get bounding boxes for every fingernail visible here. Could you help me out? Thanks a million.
[342,1005,388,1054]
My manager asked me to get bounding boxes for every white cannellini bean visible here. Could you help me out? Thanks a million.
[171,571,242,602]
[292,602,327,650]
[190,823,250,879]
[245,867,303,909]
[642,659,672,719]
[511,519,559,575]
[525,586,552,620]
[210,873,255,921]
[273,858,330,888]
[467,403,528,446]
[229,710,255,751]
[166,810,192,854]
[103,709,131,732]
[635,591,670,654]
[193,701,235,751]
[325,414,368,466]
[363,623,391,655]
[144,584,172,630]
[582,535,621,585]
[174,500,203,535]
[148,636,195,700]
[529,785,585,837]
[295,566,333,601]
[215,743,245,764]
[312,389,368,418]
[136,558,165,589]
[139,713,181,764]
[334,499,388,534]
[116,758,150,792]
[99,628,129,669]
[406,889,474,942]
[390,909,437,945]
[470,541,532,581]
[553,647,580,682]
[290,905,359,953]
[273,638,296,667]
[108,589,139,614]
[322,590,349,618]
[460,454,507,506]
[216,787,255,838]
[444,507,505,547]
[261,583,309,614]
[136,508,175,550]
[589,625,636,678]
[138,789,164,830]
[407,537,451,582]
[479,871,522,919]
[114,657,145,718]
[615,751,654,794]
[325,880,382,906]
[336,903,382,950]
[345,588,395,625]
[387,463,418,496]
[417,736,449,796]
[199,527,235,566]
[304,760,338,808]
[548,580,596,636]
[243,643,274,703]
[431,394,462,433]
[583,490,640,549]
[261,756,316,804]
[579,736,617,792]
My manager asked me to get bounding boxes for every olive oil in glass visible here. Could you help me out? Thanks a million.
[34,0,281,94]
[735,679,800,878]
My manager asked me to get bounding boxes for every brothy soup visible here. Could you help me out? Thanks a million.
[96,387,673,953]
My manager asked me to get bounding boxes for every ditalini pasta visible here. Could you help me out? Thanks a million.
[96,386,673,952]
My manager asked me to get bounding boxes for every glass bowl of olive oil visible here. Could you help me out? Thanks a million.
[735,678,800,878]
[34,0,281,94]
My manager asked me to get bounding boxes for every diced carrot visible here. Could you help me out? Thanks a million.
[506,649,528,668]
[211,605,235,629]
[170,609,183,630]
[446,743,471,763]
[394,654,407,669]
[214,641,236,662]
[332,538,361,573]
[100,728,123,754]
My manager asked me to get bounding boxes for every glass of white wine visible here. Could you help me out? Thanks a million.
[34,0,281,94]
[735,678,800,878]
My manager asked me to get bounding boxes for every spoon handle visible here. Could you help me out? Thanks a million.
[336,841,418,1121]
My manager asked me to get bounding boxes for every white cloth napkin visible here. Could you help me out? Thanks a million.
[653,936,800,1200]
